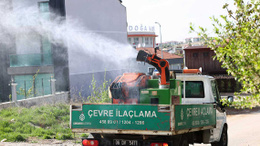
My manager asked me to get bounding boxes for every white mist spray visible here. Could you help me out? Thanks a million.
[0,0,139,73]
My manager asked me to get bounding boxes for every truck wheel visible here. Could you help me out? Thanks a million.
[88,133,101,139]
[211,125,228,146]
[179,135,189,146]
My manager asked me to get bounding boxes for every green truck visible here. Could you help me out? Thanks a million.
[70,50,228,146]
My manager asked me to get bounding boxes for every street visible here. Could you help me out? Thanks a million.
[195,110,260,146]
[227,110,260,146]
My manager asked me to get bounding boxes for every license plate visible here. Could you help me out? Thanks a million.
[113,139,138,146]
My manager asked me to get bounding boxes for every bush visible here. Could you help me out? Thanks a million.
[9,134,26,142]
[87,73,111,103]
[56,133,72,140]
[80,133,89,138]
[43,134,52,139]
[0,104,73,142]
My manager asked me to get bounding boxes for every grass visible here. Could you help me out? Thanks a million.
[0,104,79,142]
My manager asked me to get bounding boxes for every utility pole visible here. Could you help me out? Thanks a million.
[155,22,163,59]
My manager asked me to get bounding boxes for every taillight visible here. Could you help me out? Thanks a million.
[82,139,99,146]
[150,143,168,146]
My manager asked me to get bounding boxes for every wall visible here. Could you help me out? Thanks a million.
[0,0,15,102]
[65,0,127,43]
[0,44,15,102]
[65,0,128,75]
[0,92,69,110]
[49,0,70,92]
[185,48,226,74]
[64,0,129,98]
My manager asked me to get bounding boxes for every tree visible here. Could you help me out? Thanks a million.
[190,0,260,107]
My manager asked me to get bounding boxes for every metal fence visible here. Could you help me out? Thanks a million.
[15,75,53,100]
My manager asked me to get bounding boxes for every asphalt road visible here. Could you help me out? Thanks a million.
[195,110,260,146]
[227,111,260,146]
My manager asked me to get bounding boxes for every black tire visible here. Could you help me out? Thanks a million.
[179,135,189,146]
[211,125,228,146]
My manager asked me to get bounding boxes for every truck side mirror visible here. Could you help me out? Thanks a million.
[227,96,234,103]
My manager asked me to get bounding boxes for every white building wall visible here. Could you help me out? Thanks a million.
[65,0,127,43]
[65,0,128,75]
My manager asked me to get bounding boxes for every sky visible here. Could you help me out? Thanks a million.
[122,0,232,42]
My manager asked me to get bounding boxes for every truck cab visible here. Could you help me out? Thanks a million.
[176,73,228,145]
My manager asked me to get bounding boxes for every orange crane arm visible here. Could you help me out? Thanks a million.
[136,50,170,85]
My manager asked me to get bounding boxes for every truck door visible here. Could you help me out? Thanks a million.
[210,80,227,142]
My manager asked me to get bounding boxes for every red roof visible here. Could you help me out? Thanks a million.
[136,48,183,59]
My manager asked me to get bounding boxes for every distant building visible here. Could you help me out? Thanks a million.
[163,41,183,46]
[184,46,241,94]
[126,24,183,73]
[127,24,157,48]
[184,46,225,74]
[127,31,157,48]
[184,37,204,46]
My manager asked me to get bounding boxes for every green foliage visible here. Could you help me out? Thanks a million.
[0,104,72,142]
[55,133,72,140]
[221,95,259,109]
[190,0,260,107]
[87,72,111,103]
[9,134,26,142]
[9,94,12,101]
[80,133,89,138]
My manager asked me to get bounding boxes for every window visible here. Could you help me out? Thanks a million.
[150,38,153,45]
[39,2,49,12]
[193,38,200,42]
[193,53,198,57]
[185,81,204,98]
[148,67,155,75]
[211,80,220,102]
[39,2,52,64]
[170,64,181,70]
[41,37,52,65]
[134,37,139,45]
[145,37,149,45]
[128,38,132,44]
[39,2,50,20]
[203,52,209,57]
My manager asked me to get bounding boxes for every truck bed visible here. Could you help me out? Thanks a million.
[70,104,216,136]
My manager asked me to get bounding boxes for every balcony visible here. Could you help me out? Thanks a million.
[10,53,53,67]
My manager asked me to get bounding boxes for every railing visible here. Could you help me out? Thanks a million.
[10,53,53,67]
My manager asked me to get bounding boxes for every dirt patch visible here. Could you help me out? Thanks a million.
[0,137,81,146]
